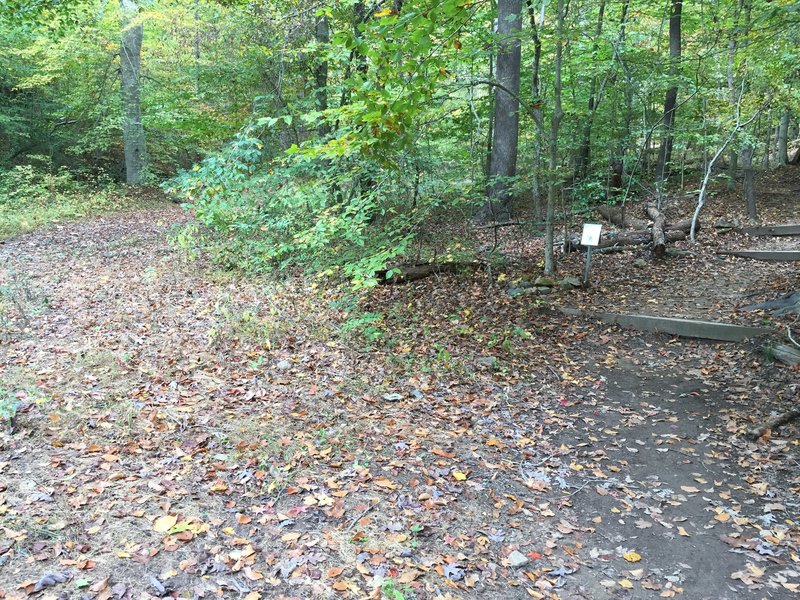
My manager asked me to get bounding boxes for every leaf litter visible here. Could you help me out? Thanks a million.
[0,175,799,599]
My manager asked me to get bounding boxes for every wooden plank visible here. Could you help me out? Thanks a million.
[742,224,800,237]
[559,307,771,341]
[772,344,800,367]
[597,313,771,341]
[717,250,800,261]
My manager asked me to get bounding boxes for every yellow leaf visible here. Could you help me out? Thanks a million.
[374,8,393,17]
[244,593,261,600]
[623,551,641,563]
[714,513,731,522]
[453,471,468,481]
[677,526,690,537]
[153,515,178,533]
[680,486,700,493]
[619,579,634,589]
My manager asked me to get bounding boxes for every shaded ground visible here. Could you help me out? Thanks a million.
[1,171,800,599]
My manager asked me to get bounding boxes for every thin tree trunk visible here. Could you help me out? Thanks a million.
[726,0,743,188]
[120,0,147,184]
[314,14,330,138]
[544,0,565,276]
[479,0,522,222]
[655,0,682,196]
[778,110,790,165]
[742,145,756,222]
[762,111,771,168]
[614,0,632,175]
[574,0,605,182]
[193,0,200,95]
[528,0,544,221]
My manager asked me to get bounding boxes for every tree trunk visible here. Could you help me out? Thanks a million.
[613,0,632,188]
[544,0,565,276]
[193,0,200,95]
[314,14,330,138]
[726,0,743,188]
[529,2,544,221]
[762,111,772,168]
[777,110,790,165]
[742,145,756,222]
[573,0,606,182]
[120,0,147,184]
[478,0,522,223]
[654,0,682,193]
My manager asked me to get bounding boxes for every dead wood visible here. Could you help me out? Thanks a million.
[746,409,800,441]
[744,290,800,316]
[597,204,649,229]
[646,203,667,257]
[376,262,480,284]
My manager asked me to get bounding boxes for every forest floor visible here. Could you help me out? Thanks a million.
[1,167,800,600]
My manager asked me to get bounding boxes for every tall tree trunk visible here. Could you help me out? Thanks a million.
[726,0,743,188]
[528,0,544,221]
[762,111,771,168]
[777,109,790,165]
[544,0,565,276]
[193,0,200,95]
[479,0,522,223]
[742,145,756,222]
[573,0,605,182]
[314,14,330,138]
[654,0,682,195]
[120,0,147,184]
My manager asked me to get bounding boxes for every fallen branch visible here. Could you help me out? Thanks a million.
[376,262,481,284]
[746,409,800,441]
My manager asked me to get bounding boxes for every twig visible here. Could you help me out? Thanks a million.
[788,326,800,349]
[345,503,375,532]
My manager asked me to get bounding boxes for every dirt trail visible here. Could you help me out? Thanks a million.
[1,207,799,599]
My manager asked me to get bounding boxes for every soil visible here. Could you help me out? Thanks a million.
[1,168,799,600]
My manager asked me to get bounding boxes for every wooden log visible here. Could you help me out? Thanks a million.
[717,250,800,261]
[772,343,800,366]
[742,224,800,237]
[646,203,667,258]
[376,262,480,284]
[601,313,770,341]
[666,218,699,232]
[560,309,772,341]
[597,205,649,229]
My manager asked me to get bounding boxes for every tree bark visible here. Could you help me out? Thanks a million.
[645,203,667,257]
[544,0,565,276]
[777,110,790,165]
[597,204,649,229]
[742,144,756,222]
[726,0,743,188]
[120,0,147,184]
[314,14,330,138]
[478,0,522,223]
[654,0,682,192]
[573,0,606,182]
[528,2,544,221]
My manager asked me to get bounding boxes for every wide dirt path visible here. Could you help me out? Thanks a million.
[1,208,799,599]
